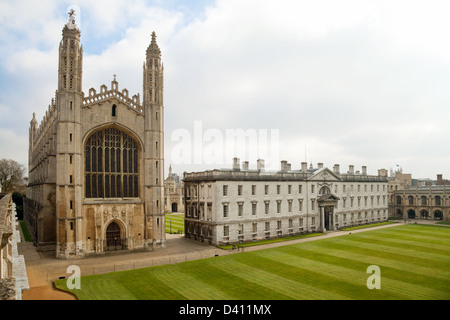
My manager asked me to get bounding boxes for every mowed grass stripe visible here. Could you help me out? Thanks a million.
[229,252,368,300]
[347,233,450,256]
[364,226,450,247]
[146,257,293,300]
[279,243,450,284]
[304,240,450,280]
[271,245,449,299]
[150,263,234,300]
[196,258,294,300]
[334,237,450,266]
[296,245,450,299]
[165,214,185,233]
[178,259,286,300]
[212,257,349,300]
[80,274,136,300]
[57,269,184,300]
[119,268,187,300]
[317,229,450,270]
[257,249,415,300]
[369,227,450,245]
[384,224,450,240]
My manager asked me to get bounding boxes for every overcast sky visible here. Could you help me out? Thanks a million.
[1,0,449,179]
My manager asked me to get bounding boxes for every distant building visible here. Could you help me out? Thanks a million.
[164,165,185,213]
[388,171,412,192]
[436,174,450,186]
[389,177,449,221]
[183,158,389,246]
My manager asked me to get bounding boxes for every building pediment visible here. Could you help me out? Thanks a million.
[317,193,340,202]
[308,168,341,182]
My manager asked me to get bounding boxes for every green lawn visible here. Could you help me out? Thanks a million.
[165,213,184,234]
[55,224,450,300]
[340,221,396,231]
[218,232,324,249]
[19,220,32,242]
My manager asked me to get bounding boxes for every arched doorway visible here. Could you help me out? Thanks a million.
[434,210,443,220]
[106,221,123,251]
[172,202,178,213]
[407,209,416,219]
[420,210,429,219]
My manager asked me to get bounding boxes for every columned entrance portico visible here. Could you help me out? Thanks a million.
[318,194,340,233]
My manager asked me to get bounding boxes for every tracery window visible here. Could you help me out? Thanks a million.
[85,127,139,198]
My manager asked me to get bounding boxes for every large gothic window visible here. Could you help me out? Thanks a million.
[85,127,139,198]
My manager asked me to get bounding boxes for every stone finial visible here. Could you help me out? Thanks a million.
[147,31,161,56]
[30,112,38,126]
[66,9,78,30]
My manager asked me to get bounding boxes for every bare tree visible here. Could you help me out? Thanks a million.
[0,159,25,192]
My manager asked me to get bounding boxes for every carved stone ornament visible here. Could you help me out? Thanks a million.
[66,9,78,30]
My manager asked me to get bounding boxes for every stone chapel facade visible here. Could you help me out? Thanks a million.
[24,10,166,258]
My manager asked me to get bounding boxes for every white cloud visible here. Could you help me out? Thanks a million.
[1,0,450,178]
[0,128,28,168]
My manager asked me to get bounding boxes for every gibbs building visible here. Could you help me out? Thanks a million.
[24,10,166,258]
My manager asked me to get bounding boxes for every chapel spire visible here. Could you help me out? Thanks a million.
[143,31,163,106]
[58,8,82,93]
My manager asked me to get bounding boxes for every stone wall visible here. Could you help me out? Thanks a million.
[0,194,29,300]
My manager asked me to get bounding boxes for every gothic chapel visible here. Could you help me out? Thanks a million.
[25,10,166,258]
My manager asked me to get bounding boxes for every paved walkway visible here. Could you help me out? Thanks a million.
[19,220,442,300]
[20,233,218,300]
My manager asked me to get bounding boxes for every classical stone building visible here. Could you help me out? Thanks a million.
[388,170,450,220]
[389,185,449,220]
[24,10,166,258]
[183,158,389,246]
[164,165,184,213]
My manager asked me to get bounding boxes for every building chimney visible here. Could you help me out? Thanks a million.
[333,164,340,174]
[348,165,354,175]
[287,163,291,171]
[242,161,249,170]
[378,169,388,177]
[301,162,307,172]
[233,157,240,170]
[318,162,323,169]
[281,160,288,172]
[362,166,367,175]
[257,159,265,171]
